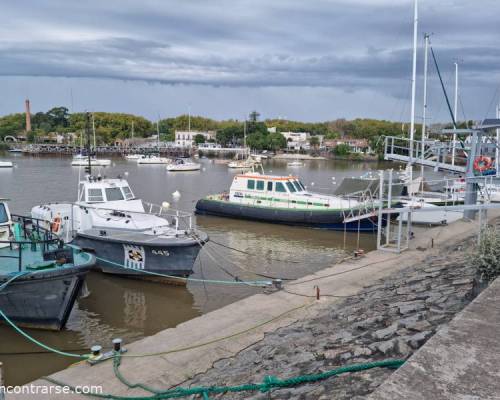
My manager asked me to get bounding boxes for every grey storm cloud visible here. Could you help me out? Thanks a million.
[1,0,499,89]
[0,0,499,122]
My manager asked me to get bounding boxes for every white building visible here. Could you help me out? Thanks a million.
[282,131,311,150]
[175,131,216,147]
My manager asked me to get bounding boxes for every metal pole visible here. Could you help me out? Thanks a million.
[464,131,479,219]
[0,362,4,400]
[408,0,418,169]
[376,170,384,249]
[452,62,458,166]
[421,33,429,180]
[496,104,500,176]
[386,169,393,246]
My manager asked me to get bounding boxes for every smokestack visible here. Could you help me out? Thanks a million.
[25,99,31,132]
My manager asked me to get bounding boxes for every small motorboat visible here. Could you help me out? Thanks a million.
[137,154,171,164]
[287,160,303,167]
[167,158,201,172]
[228,156,258,169]
[71,154,111,167]
[0,198,95,330]
[0,161,13,168]
[125,154,142,160]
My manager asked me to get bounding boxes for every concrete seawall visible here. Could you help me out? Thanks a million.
[11,212,495,399]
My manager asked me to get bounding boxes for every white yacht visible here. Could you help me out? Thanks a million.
[0,161,13,168]
[125,154,142,160]
[71,154,111,167]
[167,158,201,172]
[137,154,171,164]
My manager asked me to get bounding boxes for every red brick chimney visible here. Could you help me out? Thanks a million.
[25,99,31,132]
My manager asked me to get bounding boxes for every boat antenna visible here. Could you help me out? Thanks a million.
[85,112,92,176]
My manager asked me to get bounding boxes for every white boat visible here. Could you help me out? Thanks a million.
[196,170,391,232]
[397,198,463,225]
[137,154,171,164]
[71,155,111,167]
[125,154,142,160]
[167,158,201,172]
[287,160,303,167]
[0,161,13,168]
[228,156,258,169]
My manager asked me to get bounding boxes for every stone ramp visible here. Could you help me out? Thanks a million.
[369,278,500,400]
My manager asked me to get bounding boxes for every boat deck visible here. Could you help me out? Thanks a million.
[0,244,91,275]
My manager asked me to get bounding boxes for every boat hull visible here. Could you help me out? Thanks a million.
[195,199,390,232]
[72,232,207,283]
[0,266,91,330]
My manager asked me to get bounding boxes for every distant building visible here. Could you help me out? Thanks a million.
[282,131,311,150]
[267,127,277,133]
[175,131,216,147]
[324,138,370,153]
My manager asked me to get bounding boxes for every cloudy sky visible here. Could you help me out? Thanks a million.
[0,0,499,122]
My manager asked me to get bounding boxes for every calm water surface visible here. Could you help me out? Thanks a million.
[0,152,394,384]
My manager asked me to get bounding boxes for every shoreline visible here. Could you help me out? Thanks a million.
[11,211,495,399]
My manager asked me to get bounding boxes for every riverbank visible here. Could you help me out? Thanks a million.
[13,211,493,399]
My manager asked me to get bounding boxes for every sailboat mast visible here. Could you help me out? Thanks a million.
[496,104,500,176]
[408,0,418,170]
[156,121,160,151]
[421,33,430,181]
[452,62,458,166]
[85,112,92,176]
[92,113,96,151]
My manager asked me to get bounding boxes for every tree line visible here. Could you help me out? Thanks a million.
[0,106,420,152]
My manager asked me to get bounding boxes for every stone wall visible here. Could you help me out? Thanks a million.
[182,240,481,399]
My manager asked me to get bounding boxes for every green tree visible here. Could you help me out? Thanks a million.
[267,132,286,151]
[194,134,206,144]
[309,136,320,149]
[333,143,351,156]
[0,113,25,139]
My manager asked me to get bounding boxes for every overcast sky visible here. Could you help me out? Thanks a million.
[0,0,499,122]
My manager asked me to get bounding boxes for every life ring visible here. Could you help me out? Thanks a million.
[473,156,492,173]
[51,215,62,234]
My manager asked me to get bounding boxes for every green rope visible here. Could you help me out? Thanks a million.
[42,356,405,399]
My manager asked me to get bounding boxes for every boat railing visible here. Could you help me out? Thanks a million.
[0,215,63,272]
[77,202,194,233]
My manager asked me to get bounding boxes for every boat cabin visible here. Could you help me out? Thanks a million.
[231,173,306,195]
[0,198,12,248]
[78,177,136,204]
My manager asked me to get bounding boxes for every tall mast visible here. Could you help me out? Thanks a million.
[421,33,430,181]
[92,113,96,151]
[85,112,92,176]
[452,62,458,166]
[131,120,134,140]
[408,0,418,170]
[156,120,160,151]
[188,104,191,132]
[496,104,500,176]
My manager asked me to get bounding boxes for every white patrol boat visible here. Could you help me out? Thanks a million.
[31,176,208,283]
[195,171,390,231]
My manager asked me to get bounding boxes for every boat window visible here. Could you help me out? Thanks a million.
[267,181,273,191]
[286,181,297,192]
[256,181,265,191]
[105,187,125,201]
[87,189,104,202]
[275,182,287,193]
[122,186,134,200]
[247,180,255,190]
[298,181,306,190]
[0,204,9,223]
[78,183,85,201]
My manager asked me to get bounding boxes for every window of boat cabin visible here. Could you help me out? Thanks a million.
[0,203,9,223]
[78,183,85,201]
[87,188,104,202]
[105,187,125,201]
[292,180,302,192]
[275,182,287,192]
[247,179,255,190]
[256,181,265,190]
[297,181,306,190]
[286,181,297,192]
[267,181,273,191]
[122,186,134,200]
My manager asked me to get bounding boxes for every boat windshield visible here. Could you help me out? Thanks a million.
[291,180,302,192]
[286,181,297,193]
[122,186,135,200]
[0,203,9,224]
[297,180,306,191]
[105,187,125,201]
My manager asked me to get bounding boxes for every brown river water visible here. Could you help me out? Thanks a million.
[0,153,396,385]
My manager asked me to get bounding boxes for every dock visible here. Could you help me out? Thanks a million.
[12,211,499,399]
